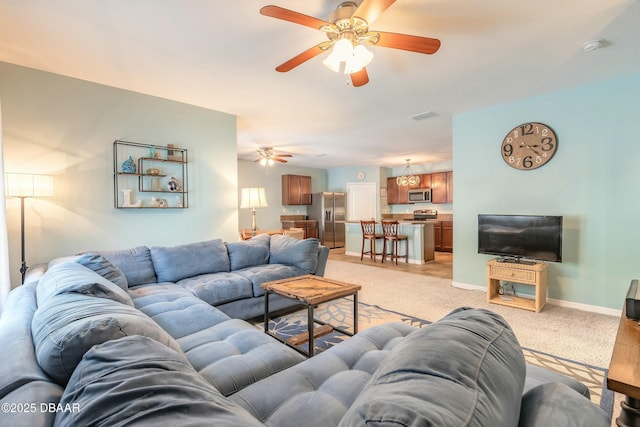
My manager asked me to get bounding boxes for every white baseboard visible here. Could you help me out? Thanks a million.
[451,281,621,317]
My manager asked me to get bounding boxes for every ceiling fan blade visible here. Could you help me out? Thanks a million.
[353,0,396,25]
[374,31,441,54]
[274,158,288,163]
[350,68,370,87]
[275,43,327,72]
[275,154,293,157]
[260,5,330,30]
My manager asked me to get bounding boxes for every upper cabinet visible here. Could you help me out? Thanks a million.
[282,174,311,205]
[387,171,452,204]
[430,172,453,204]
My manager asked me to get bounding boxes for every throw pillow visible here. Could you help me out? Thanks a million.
[36,262,133,307]
[226,233,270,271]
[339,307,526,427]
[269,234,320,274]
[90,246,157,286]
[150,239,230,283]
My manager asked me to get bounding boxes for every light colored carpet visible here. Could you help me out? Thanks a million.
[324,259,619,368]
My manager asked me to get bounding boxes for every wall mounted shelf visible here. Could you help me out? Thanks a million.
[113,140,189,209]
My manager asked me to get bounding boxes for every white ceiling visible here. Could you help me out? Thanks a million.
[1,0,639,168]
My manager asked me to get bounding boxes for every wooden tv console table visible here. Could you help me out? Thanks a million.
[607,302,640,427]
[486,259,547,313]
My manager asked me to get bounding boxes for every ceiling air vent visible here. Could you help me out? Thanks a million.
[409,111,438,121]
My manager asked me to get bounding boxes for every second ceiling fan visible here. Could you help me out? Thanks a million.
[260,0,441,87]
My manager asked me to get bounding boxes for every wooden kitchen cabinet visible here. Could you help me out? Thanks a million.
[431,171,453,204]
[281,220,318,239]
[419,174,432,189]
[282,174,311,205]
[388,172,451,205]
[434,220,453,252]
[386,176,410,204]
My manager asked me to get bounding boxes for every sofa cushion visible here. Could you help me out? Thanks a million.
[150,239,230,283]
[226,233,270,271]
[518,382,609,427]
[36,262,133,307]
[339,307,526,427]
[230,322,417,427]
[49,252,128,290]
[91,245,157,286]
[32,266,181,385]
[55,336,263,427]
[235,264,308,297]
[179,318,306,396]
[177,272,254,306]
[269,234,320,274]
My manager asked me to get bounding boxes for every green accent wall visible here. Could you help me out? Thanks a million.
[1,62,237,286]
[452,72,640,310]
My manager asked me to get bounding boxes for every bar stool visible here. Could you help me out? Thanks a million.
[360,220,383,262]
[381,220,409,265]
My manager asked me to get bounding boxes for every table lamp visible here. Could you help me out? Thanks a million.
[5,173,54,283]
[240,187,268,236]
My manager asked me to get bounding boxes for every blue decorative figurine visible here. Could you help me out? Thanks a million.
[122,156,136,173]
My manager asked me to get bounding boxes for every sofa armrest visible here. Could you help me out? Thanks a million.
[314,245,330,276]
[24,263,48,285]
[518,382,609,427]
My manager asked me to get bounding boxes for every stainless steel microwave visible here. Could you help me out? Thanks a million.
[408,189,431,203]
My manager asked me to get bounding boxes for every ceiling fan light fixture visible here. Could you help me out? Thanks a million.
[322,39,373,74]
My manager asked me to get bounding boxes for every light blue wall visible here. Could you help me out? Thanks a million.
[452,72,640,310]
[1,62,238,286]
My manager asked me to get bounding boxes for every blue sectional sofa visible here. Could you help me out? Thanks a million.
[0,235,610,426]
[25,233,329,320]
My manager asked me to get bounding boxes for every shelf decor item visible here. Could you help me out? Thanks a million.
[167,177,181,192]
[121,156,136,173]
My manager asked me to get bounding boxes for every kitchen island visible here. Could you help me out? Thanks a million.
[344,221,435,264]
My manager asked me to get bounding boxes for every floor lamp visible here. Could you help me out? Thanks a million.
[240,187,268,236]
[5,173,54,284]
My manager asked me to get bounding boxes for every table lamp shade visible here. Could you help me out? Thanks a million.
[240,187,268,209]
[5,173,54,198]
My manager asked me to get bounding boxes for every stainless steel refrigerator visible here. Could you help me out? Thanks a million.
[309,192,346,248]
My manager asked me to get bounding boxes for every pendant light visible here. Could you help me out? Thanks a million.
[396,159,420,187]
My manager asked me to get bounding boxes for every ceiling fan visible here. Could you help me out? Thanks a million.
[260,0,441,87]
[255,146,292,166]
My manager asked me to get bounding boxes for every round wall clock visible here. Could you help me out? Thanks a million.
[357,171,366,180]
[501,122,558,170]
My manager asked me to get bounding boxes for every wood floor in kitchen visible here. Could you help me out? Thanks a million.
[327,248,453,280]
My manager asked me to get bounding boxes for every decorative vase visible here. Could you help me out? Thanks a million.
[121,156,136,173]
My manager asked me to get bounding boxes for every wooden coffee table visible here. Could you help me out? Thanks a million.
[262,275,361,357]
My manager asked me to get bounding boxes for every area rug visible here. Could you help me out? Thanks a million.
[257,298,613,417]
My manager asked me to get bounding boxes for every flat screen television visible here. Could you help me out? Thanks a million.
[478,214,563,263]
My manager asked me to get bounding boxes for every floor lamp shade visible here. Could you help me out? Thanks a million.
[5,173,54,284]
[240,187,268,236]
[5,173,54,198]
